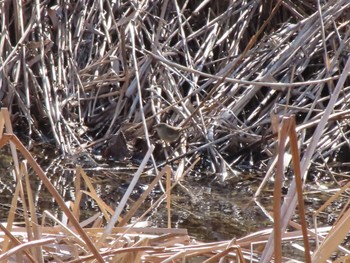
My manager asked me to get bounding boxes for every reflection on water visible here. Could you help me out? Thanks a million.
[0,145,336,244]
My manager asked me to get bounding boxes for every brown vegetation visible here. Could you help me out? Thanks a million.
[1,0,350,261]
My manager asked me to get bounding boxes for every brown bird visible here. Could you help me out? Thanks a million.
[154,123,188,143]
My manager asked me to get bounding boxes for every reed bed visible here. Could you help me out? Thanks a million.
[0,108,349,262]
[1,0,350,262]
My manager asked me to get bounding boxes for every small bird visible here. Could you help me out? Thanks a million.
[154,123,188,143]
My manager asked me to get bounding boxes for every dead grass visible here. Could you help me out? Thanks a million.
[0,107,349,261]
[1,0,350,262]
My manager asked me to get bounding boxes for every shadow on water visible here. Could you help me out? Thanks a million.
[0,145,337,245]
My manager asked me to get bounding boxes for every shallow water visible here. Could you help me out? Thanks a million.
[0,145,337,249]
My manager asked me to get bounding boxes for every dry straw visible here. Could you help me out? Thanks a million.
[1,0,350,261]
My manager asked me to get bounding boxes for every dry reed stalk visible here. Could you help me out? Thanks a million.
[0,223,37,263]
[91,144,156,253]
[77,167,115,221]
[0,237,55,262]
[260,56,350,262]
[0,109,104,262]
[311,180,350,261]
[1,0,350,261]
[118,165,171,227]
[0,0,347,171]
[22,162,43,262]
[312,207,350,261]
[273,116,291,262]
[0,109,190,261]
[289,118,311,262]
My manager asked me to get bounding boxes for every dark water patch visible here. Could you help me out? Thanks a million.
[0,145,344,247]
